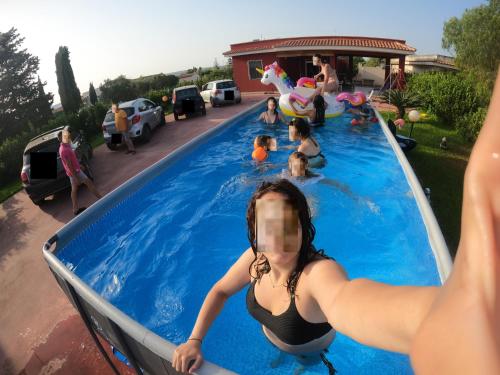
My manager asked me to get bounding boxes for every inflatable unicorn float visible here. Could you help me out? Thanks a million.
[256,61,367,119]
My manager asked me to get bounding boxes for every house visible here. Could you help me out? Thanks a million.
[223,36,416,92]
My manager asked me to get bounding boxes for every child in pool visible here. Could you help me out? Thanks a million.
[285,152,380,213]
[347,104,377,125]
[252,135,278,162]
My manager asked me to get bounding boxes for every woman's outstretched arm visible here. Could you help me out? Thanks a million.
[409,69,500,374]
[311,69,500,373]
[309,260,439,354]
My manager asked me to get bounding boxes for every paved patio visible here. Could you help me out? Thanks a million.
[0,93,266,375]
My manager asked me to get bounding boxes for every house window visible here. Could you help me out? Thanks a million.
[248,60,263,80]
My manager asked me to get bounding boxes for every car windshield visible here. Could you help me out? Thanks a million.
[176,88,198,99]
[216,81,235,89]
[104,107,135,122]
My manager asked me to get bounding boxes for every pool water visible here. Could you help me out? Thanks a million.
[57,105,441,374]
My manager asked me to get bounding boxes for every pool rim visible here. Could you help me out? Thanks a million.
[42,99,452,374]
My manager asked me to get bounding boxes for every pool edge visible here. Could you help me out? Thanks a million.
[42,100,266,375]
[373,108,452,284]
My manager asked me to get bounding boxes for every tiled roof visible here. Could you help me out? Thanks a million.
[224,36,416,56]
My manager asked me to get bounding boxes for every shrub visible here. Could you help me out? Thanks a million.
[456,107,488,142]
[144,89,172,112]
[407,72,482,127]
[0,130,35,182]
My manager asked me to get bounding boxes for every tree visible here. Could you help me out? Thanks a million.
[55,46,82,113]
[365,57,382,67]
[380,89,420,119]
[152,74,178,89]
[442,0,500,84]
[0,28,54,141]
[352,56,365,77]
[32,76,54,122]
[99,75,138,103]
[89,82,98,105]
[213,58,219,69]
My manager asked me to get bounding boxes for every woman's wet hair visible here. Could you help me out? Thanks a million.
[289,151,309,168]
[291,118,311,139]
[266,97,278,115]
[256,135,272,148]
[246,179,332,295]
[313,95,326,124]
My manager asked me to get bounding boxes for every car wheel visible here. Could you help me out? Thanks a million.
[106,142,118,151]
[236,98,242,104]
[210,98,216,107]
[159,111,166,125]
[174,112,179,121]
[141,124,152,143]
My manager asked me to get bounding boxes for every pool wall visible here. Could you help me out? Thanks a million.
[42,100,267,375]
[43,99,452,375]
[373,109,452,282]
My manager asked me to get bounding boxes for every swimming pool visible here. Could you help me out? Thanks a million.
[46,101,451,374]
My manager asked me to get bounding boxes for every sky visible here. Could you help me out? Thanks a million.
[1,0,485,104]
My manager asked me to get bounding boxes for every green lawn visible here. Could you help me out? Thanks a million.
[380,111,474,259]
[0,180,22,204]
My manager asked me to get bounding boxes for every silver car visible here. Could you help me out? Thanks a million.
[200,79,242,107]
[101,98,165,150]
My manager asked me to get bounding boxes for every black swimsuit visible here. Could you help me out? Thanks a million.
[246,279,333,346]
[264,112,280,124]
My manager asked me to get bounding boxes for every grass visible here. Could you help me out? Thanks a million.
[380,111,474,259]
[0,180,22,204]
[0,133,106,204]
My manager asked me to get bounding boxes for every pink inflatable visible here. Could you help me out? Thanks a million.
[336,91,367,107]
[296,77,317,89]
[289,91,310,107]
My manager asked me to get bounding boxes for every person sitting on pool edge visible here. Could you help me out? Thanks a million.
[289,118,325,167]
[288,94,327,127]
[258,97,283,125]
[252,135,277,162]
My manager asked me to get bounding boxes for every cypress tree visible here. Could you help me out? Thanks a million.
[55,46,82,113]
[89,82,98,105]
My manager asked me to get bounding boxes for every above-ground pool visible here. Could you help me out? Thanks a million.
[50,101,450,374]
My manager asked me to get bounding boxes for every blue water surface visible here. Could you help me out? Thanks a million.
[57,105,441,374]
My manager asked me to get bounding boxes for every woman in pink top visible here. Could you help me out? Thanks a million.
[58,129,102,215]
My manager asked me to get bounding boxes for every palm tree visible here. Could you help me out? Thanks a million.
[380,90,420,119]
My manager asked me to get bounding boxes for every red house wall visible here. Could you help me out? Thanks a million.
[232,53,279,92]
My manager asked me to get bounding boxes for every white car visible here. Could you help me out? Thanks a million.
[200,79,241,107]
[101,98,165,150]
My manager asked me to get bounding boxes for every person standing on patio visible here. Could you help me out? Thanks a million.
[58,129,103,215]
[113,103,136,155]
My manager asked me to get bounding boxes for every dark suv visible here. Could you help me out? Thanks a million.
[20,126,93,205]
[172,85,206,121]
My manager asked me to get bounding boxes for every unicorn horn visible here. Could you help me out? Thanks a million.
[256,67,264,75]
